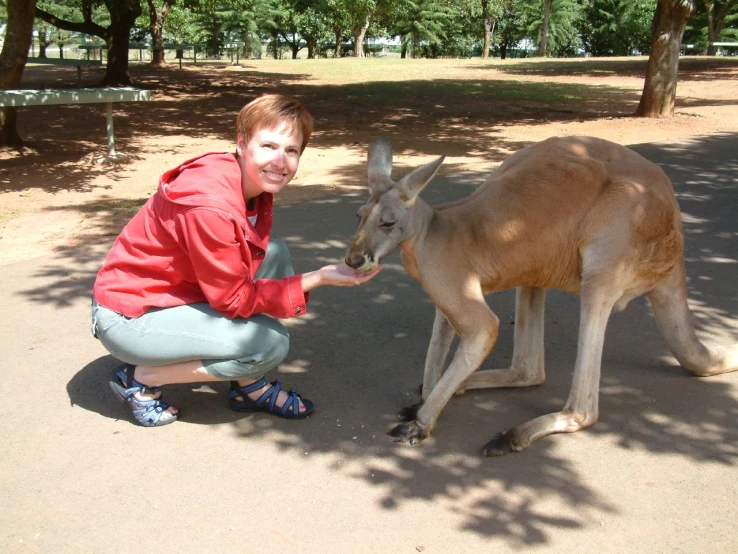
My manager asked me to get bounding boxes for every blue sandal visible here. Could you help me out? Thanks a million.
[109,364,178,427]
[229,377,314,419]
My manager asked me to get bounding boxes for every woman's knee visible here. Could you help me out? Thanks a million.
[257,326,290,367]
[205,323,290,380]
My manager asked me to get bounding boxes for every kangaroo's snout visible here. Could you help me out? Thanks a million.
[344,251,365,269]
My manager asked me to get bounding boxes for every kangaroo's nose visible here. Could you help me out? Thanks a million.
[344,251,365,269]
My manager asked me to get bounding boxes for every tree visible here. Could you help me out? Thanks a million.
[496,1,528,59]
[36,20,54,57]
[323,0,350,57]
[387,0,451,58]
[190,0,280,59]
[698,0,738,54]
[290,5,331,58]
[579,0,654,56]
[538,0,553,55]
[341,0,376,57]
[636,0,694,117]
[480,0,504,59]
[36,0,142,86]
[0,0,36,147]
[523,0,581,56]
[146,0,176,66]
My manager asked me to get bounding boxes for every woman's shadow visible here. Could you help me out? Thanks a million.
[67,356,258,425]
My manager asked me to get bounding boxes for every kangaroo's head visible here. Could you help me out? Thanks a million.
[345,137,444,273]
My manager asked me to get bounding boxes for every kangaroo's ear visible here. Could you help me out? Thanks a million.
[397,155,445,202]
[367,136,394,194]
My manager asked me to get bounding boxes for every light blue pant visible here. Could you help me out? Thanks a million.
[92,238,293,380]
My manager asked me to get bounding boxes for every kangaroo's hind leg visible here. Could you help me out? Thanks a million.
[647,260,738,376]
[457,286,547,394]
[482,279,620,456]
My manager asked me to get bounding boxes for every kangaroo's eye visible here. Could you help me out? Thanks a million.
[379,220,396,228]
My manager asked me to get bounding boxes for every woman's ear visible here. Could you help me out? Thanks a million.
[236,135,245,156]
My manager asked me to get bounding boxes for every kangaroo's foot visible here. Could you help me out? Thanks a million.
[399,401,424,422]
[388,421,429,444]
[481,430,522,457]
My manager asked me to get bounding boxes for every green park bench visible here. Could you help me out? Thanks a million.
[710,42,738,52]
[681,42,738,54]
[0,87,151,160]
[26,57,103,87]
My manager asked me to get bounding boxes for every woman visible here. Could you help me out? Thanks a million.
[91,94,380,427]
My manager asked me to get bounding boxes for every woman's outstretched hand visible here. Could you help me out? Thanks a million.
[301,263,382,291]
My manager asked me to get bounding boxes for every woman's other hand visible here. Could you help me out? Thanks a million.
[301,264,382,291]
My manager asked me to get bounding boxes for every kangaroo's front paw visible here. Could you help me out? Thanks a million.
[388,421,429,445]
[399,401,423,422]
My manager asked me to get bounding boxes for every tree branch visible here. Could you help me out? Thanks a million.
[34,7,109,40]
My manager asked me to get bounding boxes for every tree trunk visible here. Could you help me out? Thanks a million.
[0,0,36,147]
[704,0,728,56]
[636,0,694,117]
[537,0,552,56]
[99,0,141,86]
[500,43,507,59]
[271,32,280,59]
[35,3,134,87]
[38,27,50,58]
[482,0,491,59]
[148,0,175,67]
[352,15,371,58]
[333,29,342,57]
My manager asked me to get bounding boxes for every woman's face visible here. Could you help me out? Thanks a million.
[238,122,303,199]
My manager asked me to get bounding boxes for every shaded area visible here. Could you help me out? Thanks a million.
[482,56,738,83]
[45,133,738,545]
[0,61,670,194]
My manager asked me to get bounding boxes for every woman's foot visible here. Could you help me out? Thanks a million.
[230,378,314,418]
[110,365,179,426]
[233,378,308,414]
[130,372,179,422]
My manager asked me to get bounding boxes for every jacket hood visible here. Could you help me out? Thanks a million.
[159,152,246,214]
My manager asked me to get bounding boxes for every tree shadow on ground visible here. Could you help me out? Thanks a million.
[478,56,738,83]
[0,62,643,195]
[52,133,738,545]
[6,58,736,199]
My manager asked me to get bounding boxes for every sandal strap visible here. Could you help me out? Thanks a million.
[280,388,300,416]
[256,380,282,412]
[129,396,172,426]
[230,377,270,397]
[115,365,161,397]
[229,378,306,417]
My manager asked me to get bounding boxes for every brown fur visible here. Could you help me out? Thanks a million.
[346,136,737,456]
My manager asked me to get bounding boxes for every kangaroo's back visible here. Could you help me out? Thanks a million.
[434,136,682,293]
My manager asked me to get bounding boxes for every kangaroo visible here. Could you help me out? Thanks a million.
[344,135,738,456]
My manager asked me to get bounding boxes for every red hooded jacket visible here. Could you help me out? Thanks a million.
[93,152,307,319]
